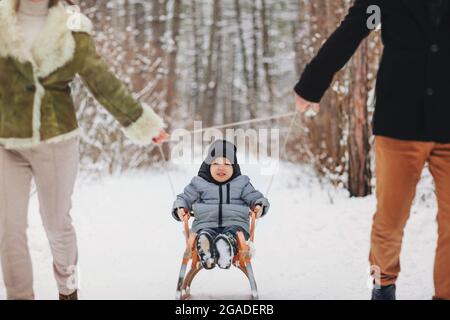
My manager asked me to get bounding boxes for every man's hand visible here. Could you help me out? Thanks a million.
[251,205,264,219]
[177,208,190,221]
[152,130,169,145]
[295,93,320,114]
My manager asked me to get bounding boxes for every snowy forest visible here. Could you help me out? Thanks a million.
[73,0,383,197]
[2,0,442,301]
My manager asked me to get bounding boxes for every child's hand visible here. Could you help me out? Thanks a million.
[177,208,190,221]
[252,205,263,219]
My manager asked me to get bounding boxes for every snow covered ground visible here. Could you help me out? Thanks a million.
[0,160,438,300]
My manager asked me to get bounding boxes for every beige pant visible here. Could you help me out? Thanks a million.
[370,136,450,300]
[0,137,79,299]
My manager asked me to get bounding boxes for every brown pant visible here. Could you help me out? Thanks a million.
[370,136,450,299]
[0,138,79,299]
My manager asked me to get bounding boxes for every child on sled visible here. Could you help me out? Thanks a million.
[172,140,270,270]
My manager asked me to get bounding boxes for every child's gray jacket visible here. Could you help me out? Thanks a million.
[172,175,269,234]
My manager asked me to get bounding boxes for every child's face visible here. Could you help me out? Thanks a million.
[210,157,233,183]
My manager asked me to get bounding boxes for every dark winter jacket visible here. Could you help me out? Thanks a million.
[294,0,450,143]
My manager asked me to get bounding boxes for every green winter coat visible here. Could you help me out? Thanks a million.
[0,0,165,149]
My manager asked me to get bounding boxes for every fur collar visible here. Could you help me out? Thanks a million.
[0,0,93,78]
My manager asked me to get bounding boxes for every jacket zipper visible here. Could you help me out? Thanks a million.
[219,184,223,227]
[226,183,230,204]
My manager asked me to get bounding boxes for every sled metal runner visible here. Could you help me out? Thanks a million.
[175,211,259,300]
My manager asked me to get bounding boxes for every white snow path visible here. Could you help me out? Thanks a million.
[0,161,438,300]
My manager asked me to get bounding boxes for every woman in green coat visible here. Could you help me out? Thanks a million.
[0,0,168,300]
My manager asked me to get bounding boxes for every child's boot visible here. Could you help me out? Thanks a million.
[196,232,216,270]
[214,233,237,269]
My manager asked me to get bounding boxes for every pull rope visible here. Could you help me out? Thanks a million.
[265,111,298,197]
[157,144,177,198]
[162,111,297,143]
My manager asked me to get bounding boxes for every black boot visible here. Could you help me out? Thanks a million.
[59,290,78,300]
[196,232,216,270]
[371,284,396,300]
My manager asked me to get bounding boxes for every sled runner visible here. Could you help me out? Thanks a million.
[175,210,259,300]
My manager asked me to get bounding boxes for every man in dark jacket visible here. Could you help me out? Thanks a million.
[294,0,450,300]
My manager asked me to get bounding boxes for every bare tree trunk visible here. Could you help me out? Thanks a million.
[231,43,240,123]
[347,41,372,197]
[133,1,147,43]
[223,35,233,125]
[191,0,201,118]
[147,0,168,161]
[201,0,221,126]
[251,1,259,114]
[261,0,274,105]
[165,0,181,124]
[149,0,167,104]
[234,0,255,118]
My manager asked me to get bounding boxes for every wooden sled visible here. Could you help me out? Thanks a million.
[175,210,259,300]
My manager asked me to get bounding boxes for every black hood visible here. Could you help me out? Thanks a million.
[198,140,241,185]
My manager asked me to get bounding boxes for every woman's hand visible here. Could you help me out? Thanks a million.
[252,205,264,219]
[295,93,320,114]
[152,130,169,145]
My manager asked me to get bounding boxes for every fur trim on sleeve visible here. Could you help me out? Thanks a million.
[121,103,166,146]
[66,7,93,35]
